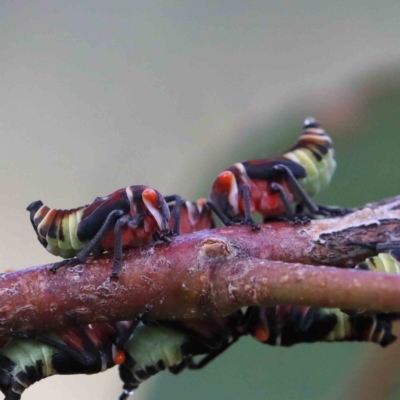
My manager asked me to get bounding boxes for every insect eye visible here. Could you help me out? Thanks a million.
[253,326,269,342]
[142,189,158,205]
[217,171,234,187]
[113,350,126,365]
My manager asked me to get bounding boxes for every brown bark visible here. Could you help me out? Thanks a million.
[1,196,400,335]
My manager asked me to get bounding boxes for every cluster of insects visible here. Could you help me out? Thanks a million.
[1,117,398,400]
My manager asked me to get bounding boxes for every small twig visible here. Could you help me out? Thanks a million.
[1,196,400,334]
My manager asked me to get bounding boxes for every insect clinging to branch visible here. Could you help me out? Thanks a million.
[208,117,349,229]
[27,185,175,278]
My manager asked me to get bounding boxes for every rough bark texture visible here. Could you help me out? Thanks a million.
[1,196,400,335]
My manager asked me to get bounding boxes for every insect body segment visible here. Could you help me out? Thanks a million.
[345,244,400,315]
[282,117,336,198]
[356,249,400,274]
[118,322,190,400]
[27,185,172,278]
[0,336,59,399]
[27,200,87,258]
[168,198,215,235]
[209,117,346,228]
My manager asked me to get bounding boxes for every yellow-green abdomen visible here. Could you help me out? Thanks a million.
[1,337,59,380]
[125,323,188,372]
[356,252,400,274]
[32,203,87,258]
[283,146,336,198]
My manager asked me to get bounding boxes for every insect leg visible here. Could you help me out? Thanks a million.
[49,209,125,273]
[116,306,153,349]
[153,231,172,243]
[49,259,77,273]
[63,310,105,361]
[169,197,185,235]
[377,244,400,252]
[119,389,135,400]
[111,215,132,279]
[186,339,239,370]
[270,183,310,224]
[168,357,192,375]
[316,205,352,217]
[348,241,400,252]
[205,201,234,226]
[164,194,185,235]
[163,194,182,203]
[239,184,259,230]
[273,164,351,217]
[273,164,319,212]
[347,240,378,251]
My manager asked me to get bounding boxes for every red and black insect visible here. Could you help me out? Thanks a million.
[118,312,243,399]
[247,305,397,348]
[209,117,349,229]
[27,185,176,278]
[0,321,127,400]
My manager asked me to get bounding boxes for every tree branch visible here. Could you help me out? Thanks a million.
[1,196,400,334]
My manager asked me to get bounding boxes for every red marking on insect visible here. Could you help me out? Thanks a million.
[142,188,158,205]
[249,179,293,217]
[253,326,269,342]
[60,329,86,352]
[215,171,235,193]
[113,350,126,365]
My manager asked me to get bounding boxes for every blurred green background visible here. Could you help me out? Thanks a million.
[2,2,400,400]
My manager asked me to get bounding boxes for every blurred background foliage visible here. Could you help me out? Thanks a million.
[2,2,400,400]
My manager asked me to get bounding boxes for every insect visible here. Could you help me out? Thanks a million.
[209,117,348,229]
[346,241,400,274]
[247,305,397,348]
[168,197,215,235]
[0,322,125,400]
[27,185,174,278]
[355,247,400,274]
[118,312,243,399]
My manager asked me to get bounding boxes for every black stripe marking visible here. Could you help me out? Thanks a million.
[243,159,307,181]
